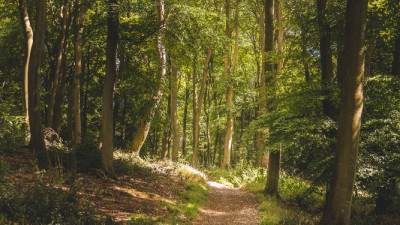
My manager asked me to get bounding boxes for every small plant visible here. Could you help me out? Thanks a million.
[128,213,161,225]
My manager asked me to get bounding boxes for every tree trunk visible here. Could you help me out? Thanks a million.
[53,52,68,134]
[255,0,267,167]
[192,39,216,167]
[72,0,86,148]
[162,93,171,160]
[364,36,376,78]
[320,0,367,224]
[182,74,190,158]
[101,0,119,179]
[28,0,48,169]
[317,0,335,119]
[130,0,167,155]
[170,57,180,161]
[264,0,279,197]
[46,4,70,128]
[18,0,33,125]
[221,0,240,170]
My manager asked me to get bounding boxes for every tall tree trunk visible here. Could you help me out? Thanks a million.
[162,93,171,160]
[18,0,33,125]
[192,40,216,167]
[317,0,335,119]
[255,0,267,168]
[130,0,167,155]
[72,0,86,148]
[170,57,180,161]
[101,0,119,179]
[191,7,222,167]
[264,0,278,197]
[53,52,68,134]
[182,74,190,158]
[46,4,70,128]
[222,0,240,170]
[28,0,48,169]
[320,0,367,224]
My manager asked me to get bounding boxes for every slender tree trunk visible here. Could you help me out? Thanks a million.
[18,0,33,125]
[364,36,376,78]
[130,0,167,155]
[170,57,180,161]
[182,74,190,158]
[320,0,367,224]
[46,4,70,128]
[192,40,215,166]
[264,0,279,197]
[101,0,119,179]
[317,0,335,118]
[53,52,68,134]
[221,0,240,170]
[162,93,171,160]
[28,0,48,169]
[72,0,86,148]
[256,0,267,167]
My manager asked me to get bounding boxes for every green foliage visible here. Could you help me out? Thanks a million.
[128,214,161,225]
[0,104,27,154]
[357,76,400,214]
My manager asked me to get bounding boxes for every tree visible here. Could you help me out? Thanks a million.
[46,2,72,130]
[17,0,32,125]
[130,0,167,156]
[27,0,48,169]
[221,0,240,170]
[317,0,335,118]
[170,57,180,161]
[320,0,368,224]
[101,0,119,178]
[71,0,86,148]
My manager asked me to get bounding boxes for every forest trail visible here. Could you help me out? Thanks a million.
[193,181,260,225]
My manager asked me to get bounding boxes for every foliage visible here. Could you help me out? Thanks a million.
[0,104,27,154]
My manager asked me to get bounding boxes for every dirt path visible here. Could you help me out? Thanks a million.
[193,181,260,225]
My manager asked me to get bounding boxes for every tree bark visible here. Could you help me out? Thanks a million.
[72,0,86,148]
[17,0,33,125]
[46,4,70,128]
[101,0,119,179]
[263,0,279,197]
[28,0,48,169]
[182,74,190,158]
[319,0,367,224]
[192,39,216,167]
[130,0,167,155]
[170,57,180,161]
[222,0,240,170]
[317,0,335,119]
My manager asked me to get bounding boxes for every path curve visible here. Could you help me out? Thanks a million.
[193,181,260,225]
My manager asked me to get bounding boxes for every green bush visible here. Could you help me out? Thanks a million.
[0,108,27,153]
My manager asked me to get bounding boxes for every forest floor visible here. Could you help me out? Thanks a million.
[193,181,260,225]
[0,148,201,223]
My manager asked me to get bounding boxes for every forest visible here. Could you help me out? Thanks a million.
[0,0,399,224]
